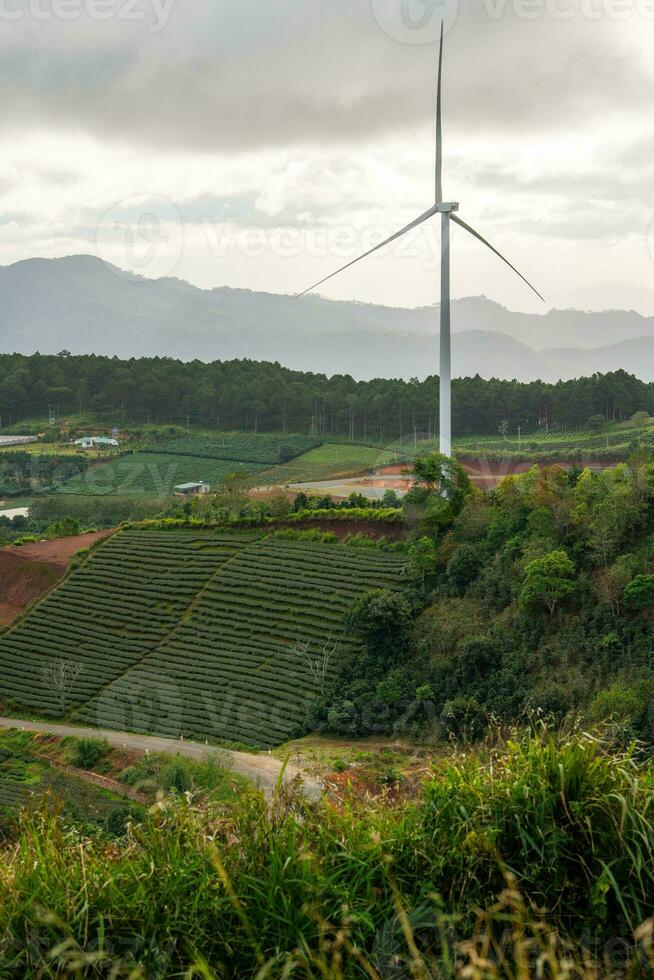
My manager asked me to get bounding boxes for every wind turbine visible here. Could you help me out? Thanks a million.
[299,25,544,457]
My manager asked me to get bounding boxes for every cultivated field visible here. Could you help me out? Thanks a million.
[143,432,320,465]
[384,417,654,460]
[0,528,407,746]
[258,443,404,486]
[53,434,321,496]
[0,731,135,829]
[56,453,269,496]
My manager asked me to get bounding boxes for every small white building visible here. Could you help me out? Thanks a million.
[174,481,211,497]
[74,437,120,450]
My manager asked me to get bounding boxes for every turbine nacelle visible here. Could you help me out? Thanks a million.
[436,202,459,213]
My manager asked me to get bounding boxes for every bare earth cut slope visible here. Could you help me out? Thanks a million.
[0,528,406,746]
[0,532,111,626]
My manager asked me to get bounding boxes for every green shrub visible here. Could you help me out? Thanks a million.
[440,697,488,742]
[590,680,654,741]
[66,737,111,770]
[455,635,501,690]
[624,575,654,611]
[345,589,414,662]
[121,752,235,801]
[446,543,482,595]
[526,684,573,722]
[46,516,81,538]
[160,758,193,795]
[519,550,576,616]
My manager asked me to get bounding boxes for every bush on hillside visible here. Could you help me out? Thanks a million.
[446,543,482,595]
[65,737,111,770]
[624,574,654,611]
[519,550,576,616]
[345,589,414,664]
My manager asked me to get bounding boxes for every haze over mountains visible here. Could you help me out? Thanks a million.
[1,255,653,383]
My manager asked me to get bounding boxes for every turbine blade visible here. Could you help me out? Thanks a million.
[297,204,440,297]
[435,21,444,204]
[450,213,545,302]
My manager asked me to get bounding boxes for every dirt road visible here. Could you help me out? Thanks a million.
[0,717,322,800]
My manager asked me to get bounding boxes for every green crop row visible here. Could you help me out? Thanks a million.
[77,536,406,746]
[0,527,406,745]
[142,432,321,465]
[56,454,269,497]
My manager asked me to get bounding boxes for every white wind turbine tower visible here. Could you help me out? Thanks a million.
[299,24,545,457]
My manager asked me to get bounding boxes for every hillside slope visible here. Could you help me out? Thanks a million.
[3,255,654,380]
[0,528,406,746]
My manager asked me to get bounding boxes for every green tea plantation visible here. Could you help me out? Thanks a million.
[0,529,407,746]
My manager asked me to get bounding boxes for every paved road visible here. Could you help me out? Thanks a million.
[0,717,322,800]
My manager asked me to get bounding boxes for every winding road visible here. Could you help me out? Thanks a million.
[0,717,322,801]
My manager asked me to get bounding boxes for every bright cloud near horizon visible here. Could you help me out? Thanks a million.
[1,0,654,315]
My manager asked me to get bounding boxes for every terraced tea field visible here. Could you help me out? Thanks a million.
[56,453,269,496]
[0,529,407,746]
[144,433,320,465]
[257,444,403,486]
[0,530,257,714]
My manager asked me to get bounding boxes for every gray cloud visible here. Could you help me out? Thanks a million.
[0,0,650,151]
[0,0,652,315]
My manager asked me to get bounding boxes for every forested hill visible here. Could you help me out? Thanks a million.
[1,352,653,439]
[2,255,654,381]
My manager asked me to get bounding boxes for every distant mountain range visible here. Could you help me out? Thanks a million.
[1,255,653,382]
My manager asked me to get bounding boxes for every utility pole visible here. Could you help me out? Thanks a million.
[187,414,191,434]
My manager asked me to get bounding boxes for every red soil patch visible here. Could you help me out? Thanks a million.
[3,530,111,570]
[0,530,113,626]
[0,552,62,610]
[0,601,21,626]
[249,487,296,502]
[374,464,412,477]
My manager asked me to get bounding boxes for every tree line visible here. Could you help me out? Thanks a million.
[0,351,652,440]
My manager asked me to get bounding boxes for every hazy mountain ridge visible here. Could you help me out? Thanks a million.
[1,255,652,382]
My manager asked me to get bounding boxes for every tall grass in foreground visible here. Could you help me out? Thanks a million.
[1,729,654,977]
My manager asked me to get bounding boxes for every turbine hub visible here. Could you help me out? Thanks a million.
[436,202,459,213]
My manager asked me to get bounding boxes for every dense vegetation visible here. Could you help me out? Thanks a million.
[0,528,406,746]
[28,494,166,528]
[1,728,654,975]
[313,455,654,742]
[0,730,139,838]
[1,351,653,440]
[0,450,91,497]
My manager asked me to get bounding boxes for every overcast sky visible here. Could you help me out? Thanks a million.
[1,0,653,313]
